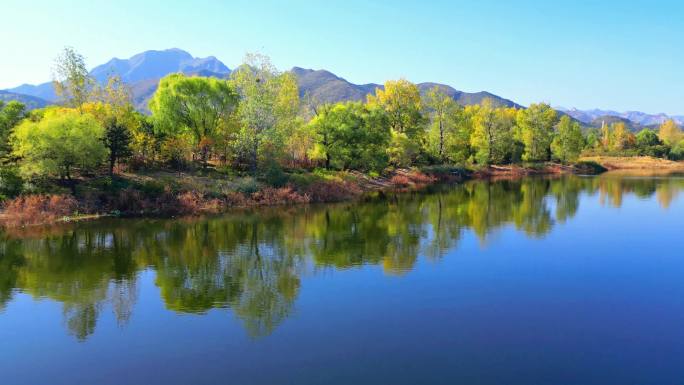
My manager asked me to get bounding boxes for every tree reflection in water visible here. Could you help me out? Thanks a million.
[0,174,682,340]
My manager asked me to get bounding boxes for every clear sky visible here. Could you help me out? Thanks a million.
[1,0,682,114]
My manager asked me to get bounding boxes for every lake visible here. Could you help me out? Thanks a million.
[1,174,683,385]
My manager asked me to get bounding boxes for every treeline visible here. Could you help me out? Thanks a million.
[584,119,684,158]
[1,48,683,200]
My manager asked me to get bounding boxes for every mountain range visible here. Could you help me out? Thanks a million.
[3,48,682,128]
[0,90,49,109]
[557,107,684,128]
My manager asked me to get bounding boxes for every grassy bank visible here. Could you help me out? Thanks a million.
[0,162,597,228]
[11,156,679,230]
[0,168,441,227]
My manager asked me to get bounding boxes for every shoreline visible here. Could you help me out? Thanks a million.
[2,157,681,229]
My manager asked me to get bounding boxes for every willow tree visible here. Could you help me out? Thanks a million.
[149,74,239,168]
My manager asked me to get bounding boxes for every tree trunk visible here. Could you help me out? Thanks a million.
[252,138,259,176]
[201,146,209,169]
[439,118,444,160]
[109,154,116,177]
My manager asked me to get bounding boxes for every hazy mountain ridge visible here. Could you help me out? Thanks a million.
[292,67,381,104]
[292,67,522,110]
[559,107,684,128]
[415,82,521,108]
[6,51,523,113]
[8,82,56,101]
[0,90,49,109]
[2,48,680,126]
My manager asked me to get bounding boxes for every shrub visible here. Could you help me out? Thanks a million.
[139,180,166,197]
[110,188,148,213]
[390,175,411,187]
[639,144,670,158]
[224,191,249,207]
[1,194,78,226]
[263,162,288,187]
[304,180,362,202]
[251,187,310,205]
[0,167,24,199]
[235,177,259,194]
[575,161,607,174]
[405,170,435,185]
[670,140,684,160]
[176,191,221,214]
[390,170,435,187]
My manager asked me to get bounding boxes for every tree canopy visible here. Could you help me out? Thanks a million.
[11,108,106,180]
[310,102,390,172]
[149,74,239,167]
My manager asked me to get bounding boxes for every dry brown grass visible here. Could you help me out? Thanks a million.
[303,180,363,202]
[581,156,684,171]
[1,194,79,227]
[251,187,310,205]
[389,169,437,189]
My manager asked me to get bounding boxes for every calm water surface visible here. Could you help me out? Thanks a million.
[1,174,684,385]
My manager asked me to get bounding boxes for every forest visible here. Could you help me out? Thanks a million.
[0,48,683,223]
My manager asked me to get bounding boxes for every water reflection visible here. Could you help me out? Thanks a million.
[1,174,682,340]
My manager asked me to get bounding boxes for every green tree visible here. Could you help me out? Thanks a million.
[11,108,106,181]
[469,100,516,165]
[634,129,668,157]
[423,86,461,162]
[585,128,600,149]
[130,114,163,167]
[0,101,26,160]
[517,103,557,162]
[670,140,684,160]
[310,102,391,172]
[367,79,423,137]
[551,115,585,163]
[52,47,95,109]
[367,79,424,166]
[103,117,133,176]
[636,129,660,147]
[231,54,300,173]
[149,74,239,168]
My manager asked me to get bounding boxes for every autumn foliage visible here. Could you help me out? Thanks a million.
[1,194,78,226]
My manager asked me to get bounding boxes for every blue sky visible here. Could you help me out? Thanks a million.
[2,0,682,114]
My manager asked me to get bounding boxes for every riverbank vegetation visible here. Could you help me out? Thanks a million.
[1,48,683,225]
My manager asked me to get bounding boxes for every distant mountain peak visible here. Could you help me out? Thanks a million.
[90,48,230,84]
[4,49,233,108]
